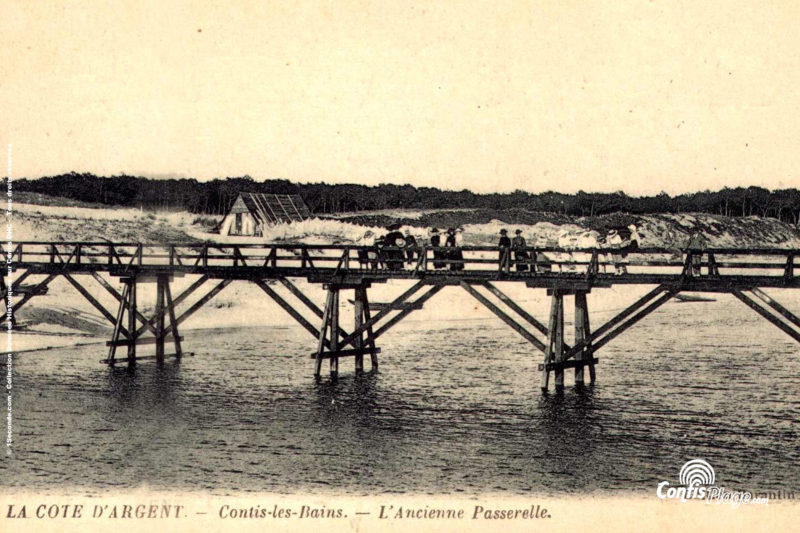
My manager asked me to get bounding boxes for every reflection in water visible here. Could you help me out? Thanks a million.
[4,302,800,495]
[106,360,183,417]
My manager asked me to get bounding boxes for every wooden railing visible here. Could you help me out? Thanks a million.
[1,241,797,279]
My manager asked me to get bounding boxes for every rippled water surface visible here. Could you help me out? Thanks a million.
[2,288,799,495]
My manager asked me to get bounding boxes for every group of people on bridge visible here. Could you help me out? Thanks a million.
[352,222,651,274]
[356,224,466,271]
[356,224,547,273]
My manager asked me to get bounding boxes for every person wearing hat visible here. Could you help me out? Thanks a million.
[445,227,464,271]
[683,229,707,276]
[430,228,445,269]
[357,230,375,269]
[606,227,628,275]
[384,224,406,270]
[498,229,511,272]
[511,229,529,272]
[372,234,386,270]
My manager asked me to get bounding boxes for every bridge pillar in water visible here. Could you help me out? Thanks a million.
[351,285,378,373]
[155,274,166,363]
[315,285,341,379]
[573,290,595,386]
[126,277,137,365]
[314,282,379,379]
[540,288,596,392]
[106,273,183,367]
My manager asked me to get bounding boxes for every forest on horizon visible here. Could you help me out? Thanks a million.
[12,172,800,226]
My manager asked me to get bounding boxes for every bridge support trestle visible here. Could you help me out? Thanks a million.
[312,283,382,379]
[104,274,184,366]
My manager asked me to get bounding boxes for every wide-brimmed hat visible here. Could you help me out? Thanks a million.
[499,229,508,235]
[429,227,439,234]
[515,229,522,234]
[387,223,402,231]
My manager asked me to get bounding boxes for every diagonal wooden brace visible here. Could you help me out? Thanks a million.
[483,282,550,337]
[591,289,678,352]
[1,273,57,324]
[277,277,353,340]
[255,279,331,349]
[91,272,157,336]
[174,279,231,326]
[564,284,670,359]
[369,284,442,341]
[337,280,428,349]
[460,281,546,352]
[134,275,209,337]
[731,289,800,344]
[63,274,119,326]
[749,287,800,331]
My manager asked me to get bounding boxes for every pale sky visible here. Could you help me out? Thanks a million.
[2,1,799,195]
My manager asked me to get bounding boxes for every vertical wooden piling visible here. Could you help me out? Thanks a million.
[164,280,183,359]
[553,292,565,391]
[584,293,596,384]
[155,274,166,363]
[540,291,559,391]
[107,282,130,365]
[575,291,589,385]
[361,287,378,370]
[329,287,340,379]
[353,288,365,373]
[314,290,333,377]
[126,277,137,365]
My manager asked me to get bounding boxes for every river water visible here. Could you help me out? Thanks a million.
[2,284,799,496]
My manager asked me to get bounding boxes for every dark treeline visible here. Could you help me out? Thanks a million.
[13,172,800,225]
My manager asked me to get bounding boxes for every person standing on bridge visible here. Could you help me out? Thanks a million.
[356,230,374,270]
[606,229,626,275]
[684,229,708,276]
[384,224,406,271]
[371,234,385,270]
[498,229,511,272]
[606,225,640,275]
[511,229,529,272]
[430,228,446,269]
[455,227,466,270]
[404,229,418,266]
[445,228,464,271]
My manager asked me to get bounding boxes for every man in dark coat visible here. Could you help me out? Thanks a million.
[372,234,385,270]
[511,229,529,272]
[684,229,707,276]
[430,228,445,269]
[498,229,511,272]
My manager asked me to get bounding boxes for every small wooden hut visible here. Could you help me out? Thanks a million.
[218,193,311,236]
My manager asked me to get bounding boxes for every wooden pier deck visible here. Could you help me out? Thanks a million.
[3,241,799,391]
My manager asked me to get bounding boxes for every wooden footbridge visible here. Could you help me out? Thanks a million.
[4,241,800,391]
